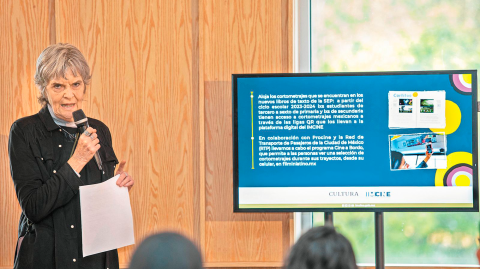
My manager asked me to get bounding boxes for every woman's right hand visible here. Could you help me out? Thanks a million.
[67,127,100,173]
[423,150,432,164]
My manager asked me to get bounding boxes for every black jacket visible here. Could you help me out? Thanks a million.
[9,106,120,269]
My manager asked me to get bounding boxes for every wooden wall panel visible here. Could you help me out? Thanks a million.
[0,0,50,266]
[1,0,293,268]
[209,267,283,269]
[56,0,198,266]
[202,0,293,265]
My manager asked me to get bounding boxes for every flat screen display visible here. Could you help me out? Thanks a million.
[233,71,478,212]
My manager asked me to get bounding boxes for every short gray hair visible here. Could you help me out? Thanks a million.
[34,43,91,106]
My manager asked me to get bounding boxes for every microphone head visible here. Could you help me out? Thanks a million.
[72,109,88,126]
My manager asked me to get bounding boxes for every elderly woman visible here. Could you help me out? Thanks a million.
[9,43,134,269]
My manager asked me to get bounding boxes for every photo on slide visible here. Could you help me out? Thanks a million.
[388,91,445,129]
[420,99,434,113]
[399,99,413,113]
[389,132,447,170]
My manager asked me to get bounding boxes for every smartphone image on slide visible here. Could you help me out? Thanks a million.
[426,143,433,154]
[389,132,446,170]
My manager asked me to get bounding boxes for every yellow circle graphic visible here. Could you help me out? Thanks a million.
[430,100,461,135]
[462,74,472,84]
[434,152,472,186]
[413,92,418,97]
[454,174,471,186]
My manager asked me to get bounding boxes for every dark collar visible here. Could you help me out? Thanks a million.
[38,105,60,132]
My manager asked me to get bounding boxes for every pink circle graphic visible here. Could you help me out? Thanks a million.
[445,164,473,186]
[450,74,472,95]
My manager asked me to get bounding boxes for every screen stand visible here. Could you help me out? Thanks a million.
[324,212,333,226]
[324,212,384,269]
[375,212,385,269]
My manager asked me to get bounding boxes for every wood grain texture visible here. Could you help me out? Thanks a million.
[197,0,207,257]
[0,0,50,266]
[191,0,202,248]
[202,0,293,263]
[48,0,56,44]
[204,262,283,268]
[56,0,199,265]
[2,0,294,267]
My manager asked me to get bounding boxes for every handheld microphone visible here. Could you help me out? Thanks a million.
[72,109,103,171]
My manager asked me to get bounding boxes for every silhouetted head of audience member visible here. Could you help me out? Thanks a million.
[129,232,203,269]
[285,226,357,269]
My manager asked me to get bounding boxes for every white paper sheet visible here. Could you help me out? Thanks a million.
[80,175,135,257]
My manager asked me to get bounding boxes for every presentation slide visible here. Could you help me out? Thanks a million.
[233,71,478,212]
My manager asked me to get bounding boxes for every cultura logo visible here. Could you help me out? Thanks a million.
[329,192,359,197]
[366,191,391,197]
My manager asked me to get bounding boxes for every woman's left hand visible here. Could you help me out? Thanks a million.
[115,160,134,191]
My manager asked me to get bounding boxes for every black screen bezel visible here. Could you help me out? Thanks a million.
[232,70,478,213]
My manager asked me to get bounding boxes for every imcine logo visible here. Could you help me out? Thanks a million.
[366,191,391,197]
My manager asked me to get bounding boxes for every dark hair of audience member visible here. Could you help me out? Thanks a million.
[284,226,357,269]
[129,232,203,269]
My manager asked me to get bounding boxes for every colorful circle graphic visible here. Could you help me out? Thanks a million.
[430,100,461,135]
[449,74,472,95]
[435,152,472,186]
[443,164,473,186]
